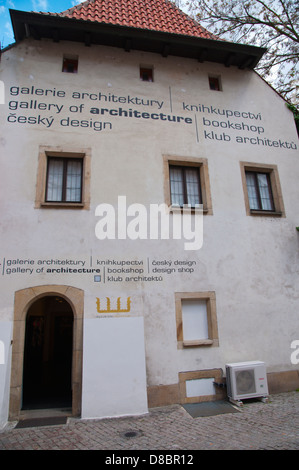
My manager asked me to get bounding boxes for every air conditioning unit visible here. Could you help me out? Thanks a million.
[226,361,269,405]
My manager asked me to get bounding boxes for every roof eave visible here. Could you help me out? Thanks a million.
[9,9,266,69]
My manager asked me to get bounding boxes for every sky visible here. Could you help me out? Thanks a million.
[0,0,82,48]
[0,0,189,49]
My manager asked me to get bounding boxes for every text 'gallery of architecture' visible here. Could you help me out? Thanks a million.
[0,0,298,425]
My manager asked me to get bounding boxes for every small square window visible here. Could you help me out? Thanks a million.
[140,67,153,82]
[209,75,222,91]
[62,56,78,73]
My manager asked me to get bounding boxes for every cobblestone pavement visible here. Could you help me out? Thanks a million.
[0,392,298,450]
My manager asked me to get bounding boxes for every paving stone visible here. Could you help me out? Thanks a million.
[0,392,298,450]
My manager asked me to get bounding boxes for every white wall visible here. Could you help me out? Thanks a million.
[0,323,12,428]
[0,38,298,423]
[81,317,148,419]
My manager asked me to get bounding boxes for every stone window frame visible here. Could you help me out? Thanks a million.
[240,161,285,217]
[163,155,213,215]
[175,291,219,349]
[35,145,91,210]
[179,369,225,404]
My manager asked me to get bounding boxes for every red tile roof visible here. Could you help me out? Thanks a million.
[51,0,216,40]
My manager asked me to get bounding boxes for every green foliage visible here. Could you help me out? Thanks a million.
[287,103,299,136]
[187,0,299,104]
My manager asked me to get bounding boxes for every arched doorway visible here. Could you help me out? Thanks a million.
[22,296,73,410]
[9,285,84,421]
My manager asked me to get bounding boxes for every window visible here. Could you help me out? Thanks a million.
[46,157,83,203]
[35,146,91,209]
[209,75,222,91]
[140,66,153,82]
[169,165,201,207]
[62,56,78,73]
[179,369,225,404]
[240,162,285,217]
[163,156,213,214]
[182,299,209,341]
[245,171,274,211]
[175,292,219,348]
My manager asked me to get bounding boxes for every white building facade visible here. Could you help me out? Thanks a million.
[0,1,298,427]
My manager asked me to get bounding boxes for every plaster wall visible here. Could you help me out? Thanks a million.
[0,39,298,421]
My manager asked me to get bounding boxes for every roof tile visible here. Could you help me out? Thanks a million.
[50,0,217,40]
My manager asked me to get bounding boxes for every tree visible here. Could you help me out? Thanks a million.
[185,0,299,104]
[287,103,299,134]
